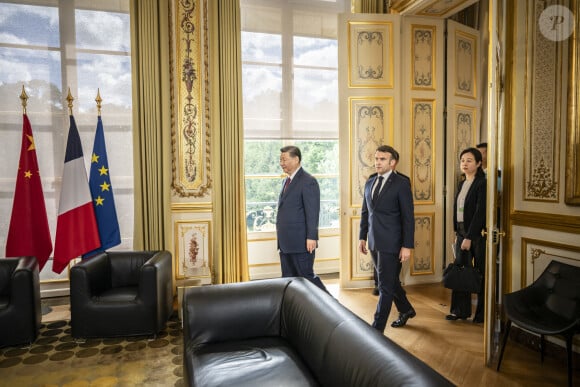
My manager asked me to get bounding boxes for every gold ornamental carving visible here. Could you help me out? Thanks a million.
[171,0,212,197]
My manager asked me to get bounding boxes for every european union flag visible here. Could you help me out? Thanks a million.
[83,116,121,258]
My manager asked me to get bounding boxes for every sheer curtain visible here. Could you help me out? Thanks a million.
[0,1,134,279]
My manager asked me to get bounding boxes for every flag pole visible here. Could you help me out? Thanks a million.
[95,88,102,117]
[20,85,28,115]
[66,88,74,115]
[19,86,53,315]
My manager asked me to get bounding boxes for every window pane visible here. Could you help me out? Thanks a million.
[75,10,130,52]
[242,32,281,64]
[245,178,281,232]
[294,36,337,67]
[0,48,62,112]
[0,3,59,47]
[242,64,282,137]
[244,140,283,175]
[0,1,134,258]
[293,68,338,137]
[76,53,132,112]
[294,140,339,175]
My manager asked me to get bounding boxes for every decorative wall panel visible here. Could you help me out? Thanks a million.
[348,21,394,88]
[453,30,477,99]
[411,99,435,204]
[171,0,211,197]
[411,25,436,90]
[412,213,434,275]
[524,1,561,202]
[174,220,212,279]
[521,238,580,287]
[350,217,373,280]
[349,97,394,207]
[453,104,477,179]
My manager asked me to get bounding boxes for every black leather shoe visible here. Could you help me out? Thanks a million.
[472,316,483,323]
[446,314,468,321]
[391,308,416,328]
[372,287,379,296]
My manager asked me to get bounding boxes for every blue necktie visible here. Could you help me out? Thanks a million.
[372,176,383,204]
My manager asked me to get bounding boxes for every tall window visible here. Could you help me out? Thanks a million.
[0,1,133,274]
[241,0,341,233]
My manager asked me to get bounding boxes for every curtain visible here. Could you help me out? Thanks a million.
[210,0,249,283]
[130,0,172,250]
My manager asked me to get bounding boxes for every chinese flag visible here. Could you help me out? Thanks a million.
[6,114,53,270]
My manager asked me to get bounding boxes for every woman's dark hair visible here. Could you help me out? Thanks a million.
[460,147,485,176]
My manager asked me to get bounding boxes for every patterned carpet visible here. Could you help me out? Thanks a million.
[0,316,184,386]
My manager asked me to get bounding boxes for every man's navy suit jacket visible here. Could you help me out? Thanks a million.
[276,167,320,254]
[359,172,414,253]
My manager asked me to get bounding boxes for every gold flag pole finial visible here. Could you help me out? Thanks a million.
[95,88,102,116]
[20,85,28,115]
[66,88,74,115]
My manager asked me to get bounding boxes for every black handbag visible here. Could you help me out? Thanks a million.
[443,262,482,293]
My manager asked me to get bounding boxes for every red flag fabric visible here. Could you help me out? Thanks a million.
[53,115,100,274]
[6,114,53,270]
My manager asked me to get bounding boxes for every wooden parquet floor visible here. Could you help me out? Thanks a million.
[326,277,580,387]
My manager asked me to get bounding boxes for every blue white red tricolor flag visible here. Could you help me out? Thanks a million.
[53,115,100,273]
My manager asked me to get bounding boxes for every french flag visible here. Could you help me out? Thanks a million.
[53,115,101,274]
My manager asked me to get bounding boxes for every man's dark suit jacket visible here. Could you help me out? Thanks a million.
[453,174,487,240]
[276,167,320,254]
[359,172,414,253]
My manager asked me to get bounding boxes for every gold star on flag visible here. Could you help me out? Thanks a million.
[92,153,100,163]
[98,165,109,176]
[26,134,35,151]
[24,170,32,179]
[95,196,105,206]
[100,181,111,192]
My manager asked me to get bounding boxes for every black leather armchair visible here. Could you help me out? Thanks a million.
[0,256,41,347]
[70,250,173,339]
[497,260,580,387]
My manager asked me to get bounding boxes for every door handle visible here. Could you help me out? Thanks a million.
[481,228,506,244]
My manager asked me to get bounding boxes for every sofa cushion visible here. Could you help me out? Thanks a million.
[281,278,356,377]
[0,262,15,296]
[185,337,319,387]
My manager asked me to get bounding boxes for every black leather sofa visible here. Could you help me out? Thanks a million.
[0,256,41,348]
[183,277,454,387]
[70,250,173,339]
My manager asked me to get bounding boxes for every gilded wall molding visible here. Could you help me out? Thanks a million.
[348,21,394,88]
[511,210,580,234]
[411,99,435,204]
[170,0,212,197]
[453,30,477,99]
[174,220,212,279]
[411,213,435,275]
[411,25,436,91]
[566,0,580,204]
[350,216,374,281]
[348,97,394,207]
[453,104,477,178]
[524,0,562,202]
[521,237,580,288]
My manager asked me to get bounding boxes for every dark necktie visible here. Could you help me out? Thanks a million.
[372,176,383,204]
[283,178,291,192]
